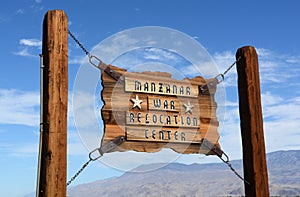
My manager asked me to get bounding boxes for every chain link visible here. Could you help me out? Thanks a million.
[66,136,125,187]
[223,56,241,76]
[215,56,241,84]
[67,30,99,188]
[218,152,250,185]
[68,30,90,56]
[68,30,105,70]
[69,28,241,84]
[66,147,104,187]
[67,159,92,186]
[68,30,247,186]
[201,139,249,185]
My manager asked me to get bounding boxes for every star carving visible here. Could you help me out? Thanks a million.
[183,101,193,114]
[131,95,143,110]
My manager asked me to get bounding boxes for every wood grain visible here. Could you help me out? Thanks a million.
[101,65,221,154]
[125,75,199,97]
[126,127,202,143]
[236,46,269,197]
[38,10,68,197]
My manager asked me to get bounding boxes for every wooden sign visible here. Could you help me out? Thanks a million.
[101,65,221,154]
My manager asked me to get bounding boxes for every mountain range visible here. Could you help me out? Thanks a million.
[67,150,300,197]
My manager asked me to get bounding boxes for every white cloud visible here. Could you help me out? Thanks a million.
[219,90,300,158]
[72,47,300,175]
[68,142,88,156]
[264,120,300,152]
[66,128,90,156]
[216,92,300,160]
[256,48,273,57]
[0,89,39,126]
[0,88,78,129]
[19,38,41,47]
[212,50,237,87]
[13,47,34,57]
[0,142,38,158]
[286,56,300,64]
[214,50,235,69]
[0,134,86,158]
[178,61,216,78]
[91,33,139,63]
[261,94,299,152]
[69,45,300,168]
[258,49,300,83]
[30,4,44,12]
[263,96,300,121]
[206,48,300,160]
[145,48,179,61]
[69,56,85,65]
[210,48,300,88]
[16,9,25,15]
[14,38,41,57]
[72,91,99,129]
[261,91,284,106]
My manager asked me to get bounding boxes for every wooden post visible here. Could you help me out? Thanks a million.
[236,46,269,197]
[37,10,68,197]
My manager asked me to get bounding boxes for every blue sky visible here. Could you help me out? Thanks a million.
[1,1,300,196]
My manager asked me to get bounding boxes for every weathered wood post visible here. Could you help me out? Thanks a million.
[37,10,68,197]
[236,46,269,197]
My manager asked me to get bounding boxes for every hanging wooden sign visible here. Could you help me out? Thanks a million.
[100,65,221,154]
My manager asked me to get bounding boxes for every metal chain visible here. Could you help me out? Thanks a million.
[199,57,242,94]
[68,29,105,68]
[201,139,249,185]
[201,58,246,183]
[223,56,241,76]
[210,57,249,185]
[66,137,125,187]
[67,30,97,187]
[68,30,247,186]
[68,30,90,56]
[215,56,241,84]
[67,159,92,186]
[69,30,127,83]
[66,147,104,186]
[217,152,250,185]
[69,28,241,84]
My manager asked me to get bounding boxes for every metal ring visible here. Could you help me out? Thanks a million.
[215,74,224,84]
[218,151,229,163]
[89,55,103,69]
[88,147,102,161]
